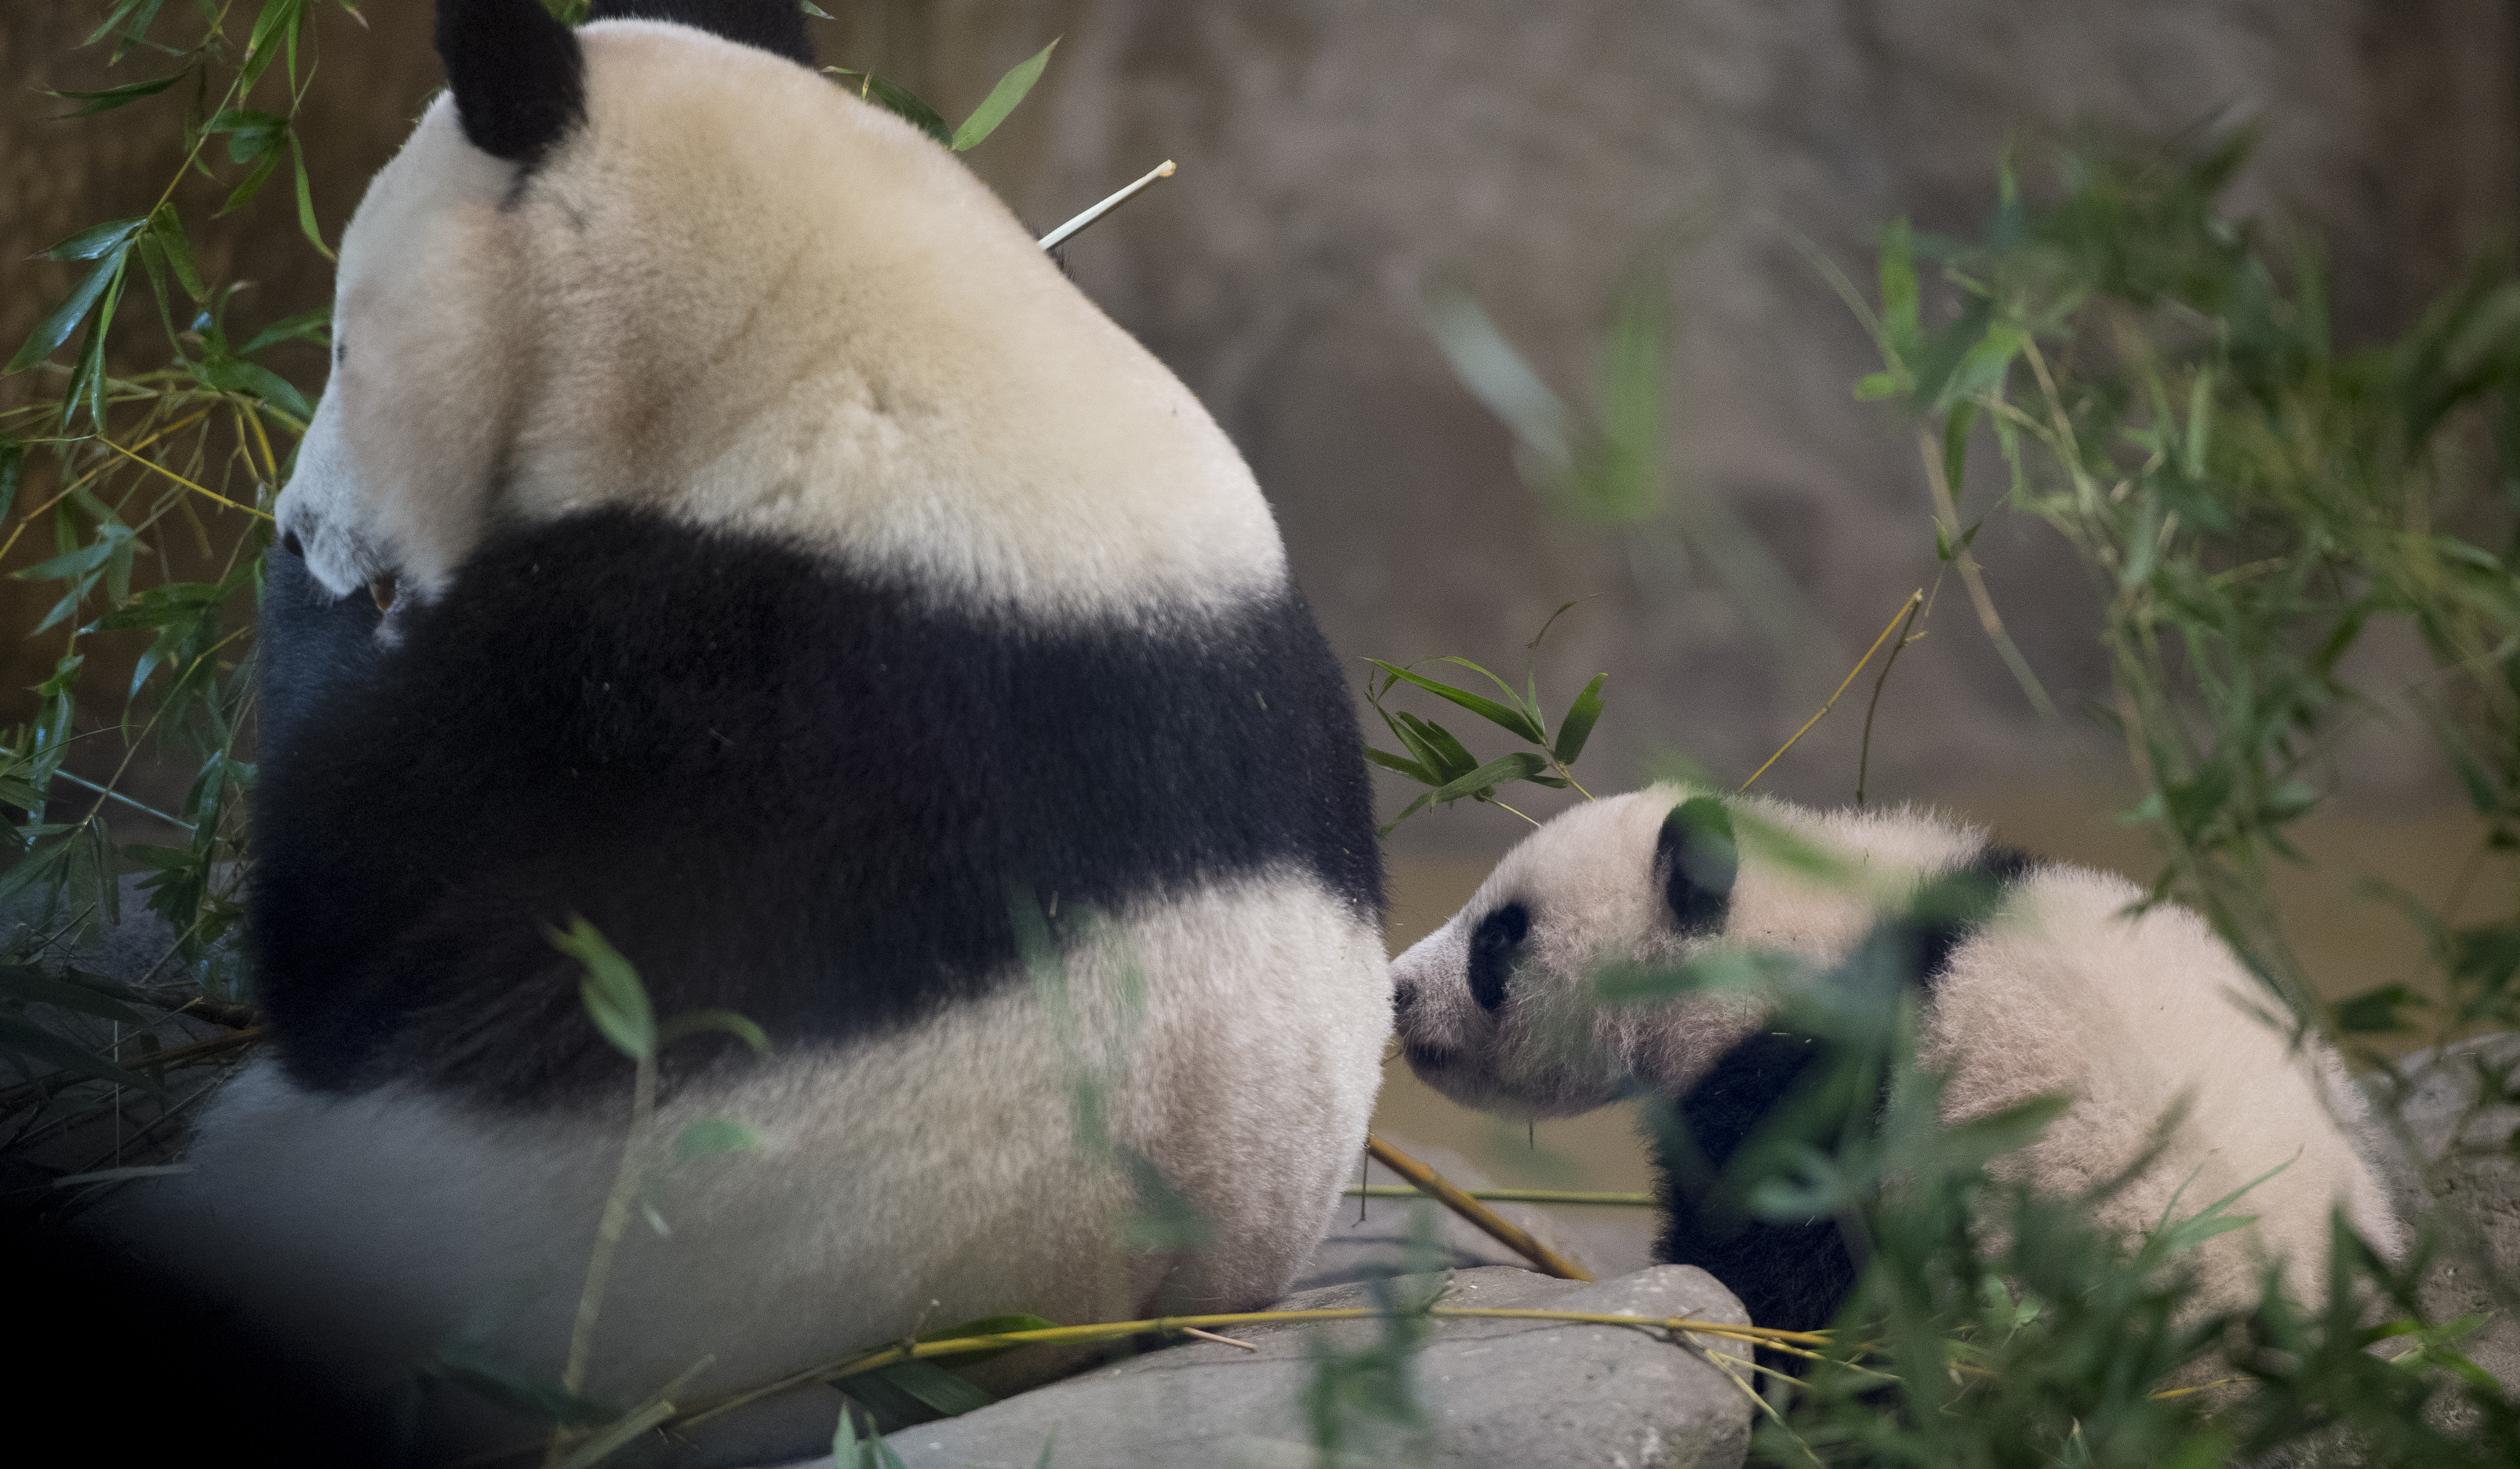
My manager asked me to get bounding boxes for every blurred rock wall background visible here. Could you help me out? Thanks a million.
[4,1,2515,854]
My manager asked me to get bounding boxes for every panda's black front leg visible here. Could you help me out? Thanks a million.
[255,540,386,763]
[1646,1032,1863,1346]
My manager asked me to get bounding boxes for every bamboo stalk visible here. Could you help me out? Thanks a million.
[671,1302,1815,1434]
[1343,1184,1655,1207]
[1037,160,1176,250]
[1364,1133,1593,1281]
[0,1026,264,1118]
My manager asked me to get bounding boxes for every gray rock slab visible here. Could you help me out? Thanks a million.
[2369,1032,2520,1406]
[844,1264,1751,1469]
[1294,1133,1659,1294]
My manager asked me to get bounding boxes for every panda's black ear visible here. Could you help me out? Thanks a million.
[437,0,587,165]
[587,1,816,66]
[1655,797,1738,935]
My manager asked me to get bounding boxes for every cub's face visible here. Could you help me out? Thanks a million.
[1390,789,1757,1119]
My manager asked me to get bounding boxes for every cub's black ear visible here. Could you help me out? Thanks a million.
[587,0,816,65]
[438,0,587,165]
[1655,797,1738,935]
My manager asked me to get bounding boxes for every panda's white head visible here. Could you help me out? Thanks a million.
[280,0,1281,616]
[1390,787,1763,1119]
[1391,784,1990,1119]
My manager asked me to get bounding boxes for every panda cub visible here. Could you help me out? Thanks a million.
[1391,784,2403,1335]
[97,1,1389,1461]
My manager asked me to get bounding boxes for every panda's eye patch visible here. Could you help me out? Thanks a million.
[1467,902,1530,1014]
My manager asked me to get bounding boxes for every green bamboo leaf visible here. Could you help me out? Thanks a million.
[1363,745,1434,784]
[1364,660,1543,743]
[672,1117,762,1159]
[208,107,287,165]
[826,68,951,146]
[0,1013,164,1096]
[1370,702,1445,778]
[48,71,185,117]
[44,217,149,262]
[656,1007,771,1053]
[427,1343,615,1427]
[845,1360,994,1425]
[1933,321,2024,412]
[2151,1162,2282,1259]
[550,916,653,1060]
[84,0,168,49]
[1942,399,1976,498]
[1422,286,1576,478]
[1525,600,1581,651]
[1376,790,1434,837]
[1551,673,1607,764]
[287,131,332,259]
[240,0,304,92]
[1876,218,1920,359]
[240,306,332,356]
[9,245,134,372]
[216,147,284,217]
[16,529,129,584]
[63,264,126,428]
[1392,712,1478,782]
[0,966,147,1024]
[2181,366,2216,480]
[195,354,312,421]
[1427,751,1547,804]
[0,436,21,526]
[1435,656,1548,735]
[950,38,1056,152]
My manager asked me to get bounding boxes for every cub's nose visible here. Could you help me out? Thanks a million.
[281,529,304,558]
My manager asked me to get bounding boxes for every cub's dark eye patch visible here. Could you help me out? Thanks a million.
[1467,902,1530,1014]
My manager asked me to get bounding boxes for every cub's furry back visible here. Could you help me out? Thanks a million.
[1391,785,2401,1339]
[92,2,1393,1462]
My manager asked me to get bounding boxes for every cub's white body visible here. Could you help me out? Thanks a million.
[1393,786,2401,1317]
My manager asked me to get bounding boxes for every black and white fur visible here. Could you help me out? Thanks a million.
[1391,784,2401,1336]
[102,2,1388,1459]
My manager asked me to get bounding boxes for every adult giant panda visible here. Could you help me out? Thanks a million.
[1390,784,2402,1338]
[98,0,1388,1459]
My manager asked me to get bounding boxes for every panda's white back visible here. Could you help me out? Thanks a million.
[290,20,1283,613]
[1927,864,2400,1308]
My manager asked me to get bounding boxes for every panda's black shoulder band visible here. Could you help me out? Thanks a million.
[588,0,816,65]
[1906,846,2037,988]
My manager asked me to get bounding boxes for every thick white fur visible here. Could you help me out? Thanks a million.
[140,18,1384,1459]
[1392,784,2403,1314]
[279,20,1284,617]
[110,874,1388,1463]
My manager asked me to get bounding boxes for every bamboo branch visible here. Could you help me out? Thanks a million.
[1344,1184,1654,1207]
[1914,426,2056,720]
[1365,1133,1593,1281]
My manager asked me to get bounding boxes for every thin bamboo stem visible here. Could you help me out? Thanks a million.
[1740,590,1923,792]
[1037,161,1176,250]
[671,1302,1814,1435]
[1365,1133,1592,1280]
[1343,1184,1654,1207]
[1914,425,2056,720]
